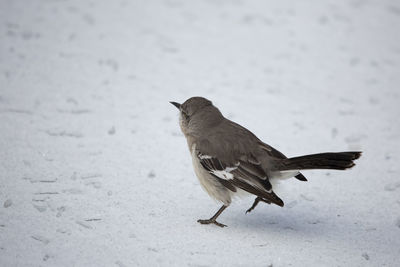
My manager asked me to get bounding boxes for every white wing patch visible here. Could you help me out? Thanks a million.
[198,154,213,159]
[211,166,238,180]
[197,151,240,180]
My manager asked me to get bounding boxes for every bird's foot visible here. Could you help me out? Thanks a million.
[245,206,255,214]
[245,199,260,214]
[197,219,227,227]
[246,197,271,214]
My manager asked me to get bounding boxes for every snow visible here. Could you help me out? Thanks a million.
[1,0,400,266]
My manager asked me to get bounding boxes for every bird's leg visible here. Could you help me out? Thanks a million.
[246,197,271,214]
[197,205,228,227]
[246,197,261,214]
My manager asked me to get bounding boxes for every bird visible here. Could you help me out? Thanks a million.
[170,96,361,227]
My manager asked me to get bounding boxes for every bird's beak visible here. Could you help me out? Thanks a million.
[169,101,181,109]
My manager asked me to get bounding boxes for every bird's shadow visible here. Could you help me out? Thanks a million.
[226,205,353,238]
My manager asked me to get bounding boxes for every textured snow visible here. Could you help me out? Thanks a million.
[1,0,400,266]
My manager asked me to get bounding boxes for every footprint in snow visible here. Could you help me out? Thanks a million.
[3,199,12,208]
[395,218,400,229]
[384,182,400,191]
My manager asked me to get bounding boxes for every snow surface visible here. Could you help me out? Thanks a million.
[1,0,400,266]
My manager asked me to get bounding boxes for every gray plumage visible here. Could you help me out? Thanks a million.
[171,96,361,227]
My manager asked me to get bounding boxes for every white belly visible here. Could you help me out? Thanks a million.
[190,144,233,205]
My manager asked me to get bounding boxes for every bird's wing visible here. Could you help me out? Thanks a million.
[199,119,307,182]
[196,150,284,207]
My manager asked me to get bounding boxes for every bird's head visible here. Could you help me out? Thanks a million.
[170,96,222,135]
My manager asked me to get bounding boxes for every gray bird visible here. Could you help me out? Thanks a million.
[170,96,361,227]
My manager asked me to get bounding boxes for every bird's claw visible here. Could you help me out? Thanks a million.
[245,208,254,214]
[197,219,227,227]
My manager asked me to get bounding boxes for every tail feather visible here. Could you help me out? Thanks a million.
[276,152,362,171]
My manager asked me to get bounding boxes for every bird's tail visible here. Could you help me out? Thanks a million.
[275,152,362,171]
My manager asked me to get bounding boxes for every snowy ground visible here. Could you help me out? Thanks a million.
[1,0,400,266]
